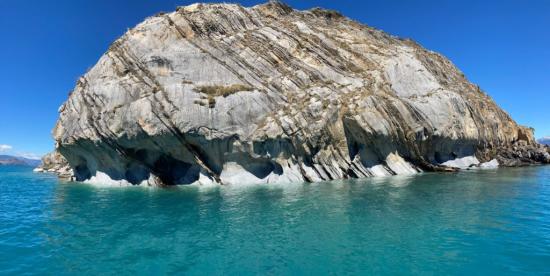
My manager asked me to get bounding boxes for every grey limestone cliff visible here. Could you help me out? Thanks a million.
[49,2,548,186]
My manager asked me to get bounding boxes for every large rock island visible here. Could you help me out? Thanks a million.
[47,2,549,186]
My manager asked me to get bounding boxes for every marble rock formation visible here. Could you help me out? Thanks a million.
[34,151,73,178]
[49,2,548,186]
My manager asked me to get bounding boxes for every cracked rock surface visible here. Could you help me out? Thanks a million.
[51,2,546,186]
[35,151,72,179]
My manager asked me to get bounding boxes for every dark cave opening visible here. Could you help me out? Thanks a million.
[74,163,91,182]
[125,163,151,185]
[240,160,283,179]
[151,155,200,185]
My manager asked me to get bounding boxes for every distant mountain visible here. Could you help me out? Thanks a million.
[538,137,550,145]
[0,155,41,167]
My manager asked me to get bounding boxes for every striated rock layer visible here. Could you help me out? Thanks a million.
[34,151,72,178]
[51,2,547,186]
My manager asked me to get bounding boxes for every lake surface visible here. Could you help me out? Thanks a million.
[1,165,549,275]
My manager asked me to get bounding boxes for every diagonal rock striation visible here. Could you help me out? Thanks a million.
[48,1,549,186]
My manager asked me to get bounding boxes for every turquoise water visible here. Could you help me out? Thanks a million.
[1,166,549,275]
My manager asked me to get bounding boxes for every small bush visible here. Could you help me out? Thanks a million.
[194,84,254,97]
[208,96,216,108]
[322,100,330,109]
[310,8,343,20]
[193,100,206,106]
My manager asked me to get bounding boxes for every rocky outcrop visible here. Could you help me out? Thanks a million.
[50,2,548,186]
[480,140,550,167]
[34,151,73,178]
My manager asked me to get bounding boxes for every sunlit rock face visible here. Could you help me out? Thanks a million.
[35,151,72,178]
[52,2,543,186]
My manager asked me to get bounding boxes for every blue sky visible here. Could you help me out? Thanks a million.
[0,0,548,158]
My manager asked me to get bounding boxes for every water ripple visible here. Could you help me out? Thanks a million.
[1,166,550,274]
